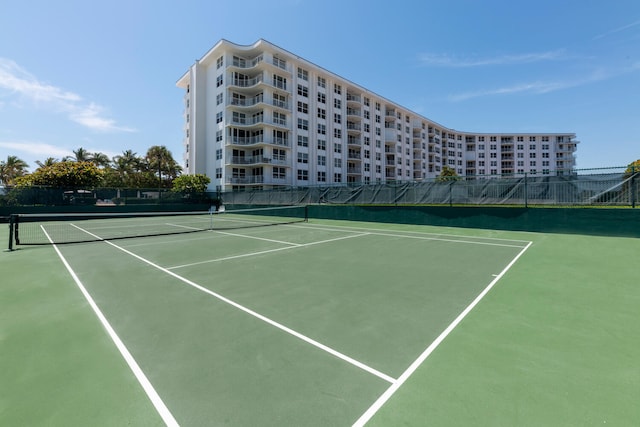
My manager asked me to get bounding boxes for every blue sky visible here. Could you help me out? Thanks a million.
[1,0,638,172]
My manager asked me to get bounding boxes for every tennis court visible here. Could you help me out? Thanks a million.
[2,208,639,426]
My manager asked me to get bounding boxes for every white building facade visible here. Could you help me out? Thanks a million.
[177,39,579,191]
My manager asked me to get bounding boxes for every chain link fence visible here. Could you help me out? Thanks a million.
[1,167,637,209]
[218,167,639,207]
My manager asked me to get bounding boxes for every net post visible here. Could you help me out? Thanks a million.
[6,214,15,251]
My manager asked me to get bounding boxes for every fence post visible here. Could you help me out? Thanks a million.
[524,173,528,208]
[632,165,637,208]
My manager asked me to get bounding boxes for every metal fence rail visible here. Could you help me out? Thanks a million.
[1,167,637,208]
[219,167,639,207]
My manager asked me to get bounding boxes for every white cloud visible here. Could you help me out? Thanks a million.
[0,58,135,133]
[70,103,136,132]
[419,50,567,67]
[593,19,640,40]
[449,64,640,101]
[0,141,73,160]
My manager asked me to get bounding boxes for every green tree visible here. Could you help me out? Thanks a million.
[0,155,29,185]
[624,159,640,175]
[35,157,59,168]
[64,147,92,162]
[172,174,210,194]
[15,161,103,188]
[436,166,460,182]
[91,152,112,168]
[145,145,181,188]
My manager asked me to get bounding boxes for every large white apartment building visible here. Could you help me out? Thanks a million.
[177,39,579,191]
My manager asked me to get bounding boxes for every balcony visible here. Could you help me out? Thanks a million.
[231,55,264,69]
[228,155,288,166]
[229,115,288,130]
[231,74,264,88]
[228,135,290,147]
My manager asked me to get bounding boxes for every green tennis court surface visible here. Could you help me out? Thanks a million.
[2,217,639,426]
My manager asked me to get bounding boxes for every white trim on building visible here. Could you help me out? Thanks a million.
[177,39,579,191]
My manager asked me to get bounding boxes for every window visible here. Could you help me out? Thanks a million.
[529,144,536,150]
[530,136,537,141]
[334,128,342,139]
[334,144,342,153]
[334,99,341,109]
[317,93,326,103]
[273,112,286,126]
[334,173,342,182]
[215,167,222,178]
[334,113,341,124]
[317,124,326,135]
[297,153,308,164]
[216,130,223,142]
[297,67,308,81]
[297,118,308,131]
[216,93,223,105]
[317,171,326,182]
[317,108,326,119]
[297,84,308,97]
[216,149,223,160]
[297,169,308,180]
[273,167,285,179]
[334,84,341,95]
[272,57,286,69]
[297,101,308,114]
[318,155,326,166]
[297,135,308,147]
[317,139,326,150]
[216,111,223,123]
[334,158,342,168]
[317,76,326,88]
[216,56,223,69]
[216,75,223,87]
[273,74,286,90]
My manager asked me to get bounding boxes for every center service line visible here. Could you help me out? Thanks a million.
[69,224,394,384]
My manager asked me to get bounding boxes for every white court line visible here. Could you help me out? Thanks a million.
[166,232,369,270]
[289,223,530,248]
[42,225,179,427]
[166,222,303,247]
[68,224,394,384]
[352,240,533,427]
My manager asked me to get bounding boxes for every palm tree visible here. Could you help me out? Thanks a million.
[64,147,92,162]
[112,150,142,186]
[0,155,29,185]
[145,145,181,188]
[35,157,59,168]
[91,152,111,168]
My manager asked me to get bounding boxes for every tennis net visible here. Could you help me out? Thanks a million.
[8,205,308,249]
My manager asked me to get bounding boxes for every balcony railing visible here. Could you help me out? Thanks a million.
[232,75,264,87]
[229,135,290,147]
[228,156,288,165]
